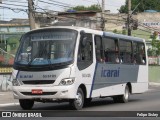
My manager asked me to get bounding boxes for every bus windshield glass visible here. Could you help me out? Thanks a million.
[15,29,77,67]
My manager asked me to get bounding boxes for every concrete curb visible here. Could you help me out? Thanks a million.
[149,82,160,86]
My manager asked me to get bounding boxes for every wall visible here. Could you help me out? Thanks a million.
[135,12,160,23]
[0,75,12,92]
[0,25,30,33]
[104,12,160,32]
[105,13,125,31]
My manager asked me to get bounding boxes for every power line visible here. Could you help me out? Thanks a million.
[82,0,122,7]
[1,2,28,8]
[4,0,27,4]
[49,0,74,7]
[0,6,27,13]
[38,0,72,8]
[34,7,102,28]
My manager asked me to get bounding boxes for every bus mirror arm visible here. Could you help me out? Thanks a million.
[80,30,87,47]
[81,37,87,47]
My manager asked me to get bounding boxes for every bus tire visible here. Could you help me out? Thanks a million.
[19,99,34,110]
[70,88,84,110]
[119,85,130,103]
[113,96,119,103]
[84,98,92,106]
[113,85,130,103]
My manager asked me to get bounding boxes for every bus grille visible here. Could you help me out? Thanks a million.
[21,92,57,96]
[22,80,55,85]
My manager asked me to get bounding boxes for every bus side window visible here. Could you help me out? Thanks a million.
[103,37,119,63]
[119,40,132,64]
[95,36,103,62]
[133,42,146,64]
[77,34,93,70]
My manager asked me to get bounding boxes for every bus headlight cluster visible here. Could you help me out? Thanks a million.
[12,79,20,86]
[60,78,75,85]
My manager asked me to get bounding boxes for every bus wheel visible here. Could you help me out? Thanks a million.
[113,96,119,103]
[84,98,92,106]
[113,85,130,103]
[70,88,84,110]
[19,99,34,110]
[119,85,130,103]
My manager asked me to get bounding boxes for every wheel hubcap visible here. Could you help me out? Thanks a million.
[124,88,129,100]
[76,93,82,106]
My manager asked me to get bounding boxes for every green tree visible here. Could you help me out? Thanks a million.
[7,36,20,54]
[122,29,127,35]
[70,4,101,11]
[113,29,118,33]
[148,32,160,56]
[119,0,160,13]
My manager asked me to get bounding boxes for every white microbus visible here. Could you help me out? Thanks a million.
[12,26,148,110]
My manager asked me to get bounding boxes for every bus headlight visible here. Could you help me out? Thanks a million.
[12,79,20,86]
[59,78,75,85]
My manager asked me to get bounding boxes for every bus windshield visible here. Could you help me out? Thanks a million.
[14,29,77,68]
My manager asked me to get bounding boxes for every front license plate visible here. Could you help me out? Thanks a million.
[32,89,43,94]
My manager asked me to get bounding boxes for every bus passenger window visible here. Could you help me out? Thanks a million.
[133,42,146,64]
[103,37,119,64]
[119,40,132,64]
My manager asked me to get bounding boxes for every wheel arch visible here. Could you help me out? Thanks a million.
[79,84,87,99]
[126,82,132,94]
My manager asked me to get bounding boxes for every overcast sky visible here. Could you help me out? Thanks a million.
[0,0,125,21]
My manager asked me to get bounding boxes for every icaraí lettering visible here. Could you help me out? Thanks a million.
[101,67,120,77]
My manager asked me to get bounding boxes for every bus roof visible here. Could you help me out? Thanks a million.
[29,26,102,34]
[29,26,145,42]
[103,32,145,42]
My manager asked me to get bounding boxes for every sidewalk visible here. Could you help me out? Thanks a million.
[0,91,18,105]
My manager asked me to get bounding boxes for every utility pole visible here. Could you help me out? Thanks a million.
[101,0,105,31]
[28,0,36,30]
[127,0,132,36]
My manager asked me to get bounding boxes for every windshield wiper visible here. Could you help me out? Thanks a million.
[27,52,39,66]
[27,49,53,69]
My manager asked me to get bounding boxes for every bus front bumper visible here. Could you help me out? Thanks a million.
[12,85,76,100]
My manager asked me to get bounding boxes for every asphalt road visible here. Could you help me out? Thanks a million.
[0,85,160,119]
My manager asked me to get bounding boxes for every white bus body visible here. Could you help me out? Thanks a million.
[12,26,148,110]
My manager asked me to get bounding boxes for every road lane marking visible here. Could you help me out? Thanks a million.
[0,103,19,107]
[0,94,4,96]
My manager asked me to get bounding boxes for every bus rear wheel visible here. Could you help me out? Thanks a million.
[19,99,34,110]
[70,88,84,110]
[113,85,130,103]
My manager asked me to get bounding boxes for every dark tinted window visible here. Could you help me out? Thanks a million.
[77,34,93,70]
[119,40,132,64]
[103,37,119,63]
[95,36,103,62]
[133,42,146,64]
